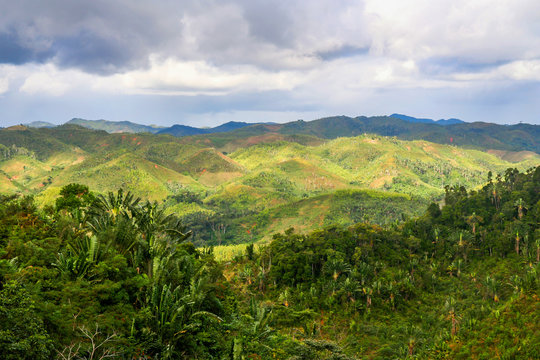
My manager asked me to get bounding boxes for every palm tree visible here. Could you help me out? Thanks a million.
[88,189,140,224]
[85,189,141,260]
[135,201,191,278]
[325,258,351,282]
[515,230,520,256]
[144,276,222,359]
[279,288,291,307]
[514,198,527,220]
[444,297,460,337]
[342,277,361,305]
[465,212,482,235]
[484,275,499,302]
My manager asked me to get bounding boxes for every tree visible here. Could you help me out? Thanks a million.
[56,183,95,212]
[0,282,53,359]
[465,212,482,235]
[514,198,527,220]
[135,201,192,278]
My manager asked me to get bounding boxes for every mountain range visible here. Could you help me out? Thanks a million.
[389,113,464,125]
[22,115,540,155]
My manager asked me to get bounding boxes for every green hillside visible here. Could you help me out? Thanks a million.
[0,166,538,359]
[230,135,540,199]
[0,125,538,246]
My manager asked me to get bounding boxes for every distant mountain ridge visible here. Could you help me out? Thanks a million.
[188,115,540,154]
[156,121,254,136]
[389,113,465,125]
[66,118,165,134]
[16,115,540,154]
[24,121,56,128]
[57,118,258,136]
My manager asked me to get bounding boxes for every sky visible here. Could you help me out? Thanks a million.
[1,0,540,127]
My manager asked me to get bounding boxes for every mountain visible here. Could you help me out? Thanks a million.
[64,118,257,136]
[157,121,255,136]
[209,121,254,133]
[156,124,207,136]
[390,113,465,125]
[189,116,540,154]
[24,121,56,128]
[67,118,164,133]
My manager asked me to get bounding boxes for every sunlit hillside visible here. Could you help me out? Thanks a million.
[2,126,538,247]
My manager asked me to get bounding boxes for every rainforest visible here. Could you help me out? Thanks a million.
[0,121,539,359]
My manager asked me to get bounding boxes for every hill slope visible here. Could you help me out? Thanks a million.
[0,125,539,245]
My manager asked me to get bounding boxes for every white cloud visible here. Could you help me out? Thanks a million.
[364,0,540,63]
[18,64,94,96]
[0,77,8,94]
[110,57,305,95]
[10,58,306,97]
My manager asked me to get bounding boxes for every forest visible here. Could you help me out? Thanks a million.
[0,166,539,359]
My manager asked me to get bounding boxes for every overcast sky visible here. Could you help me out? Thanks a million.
[1,0,539,127]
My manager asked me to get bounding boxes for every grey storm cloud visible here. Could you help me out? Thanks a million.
[1,0,539,75]
[0,0,190,73]
[0,0,371,74]
[316,45,370,61]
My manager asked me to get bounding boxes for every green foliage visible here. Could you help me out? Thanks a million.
[55,183,95,211]
[0,165,539,359]
[0,282,53,359]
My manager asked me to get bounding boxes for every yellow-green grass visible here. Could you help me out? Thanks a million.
[164,202,216,217]
[0,156,51,192]
[246,189,420,241]
[204,243,261,262]
[48,153,201,201]
[4,133,540,216]
[230,135,540,198]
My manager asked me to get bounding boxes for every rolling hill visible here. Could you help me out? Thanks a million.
[16,116,540,156]
[1,124,538,245]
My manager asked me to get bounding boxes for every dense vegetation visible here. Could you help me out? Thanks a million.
[0,166,539,359]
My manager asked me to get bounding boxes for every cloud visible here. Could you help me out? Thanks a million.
[0,0,540,125]
[316,45,370,61]
[0,0,371,73]
[0,77,8,94]
[2,0,536,76]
